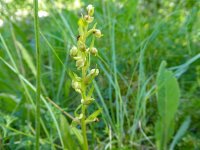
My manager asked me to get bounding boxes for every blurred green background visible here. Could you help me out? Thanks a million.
[0,0,199,149]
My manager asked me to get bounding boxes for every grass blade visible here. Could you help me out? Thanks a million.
[16,41,36,76]
[170,116,191,150]
[34,0,41,148]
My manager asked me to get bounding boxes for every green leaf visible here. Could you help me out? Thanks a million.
[68,71,81,82]
[74,104,82,117]
[87,84,95,97]
[170,116,191,150]
[71,119,79,127]
[64,79,71,97]
[86,109,102,122]
[16,41,36,76]
[60,115,79,150]
[0,93,19,113]
[71,127,83,146]
[155,61,180,150]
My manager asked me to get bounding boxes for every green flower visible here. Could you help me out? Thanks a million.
[70,46,78,57]
[90,47,98,55]
[87,4,94,16]
[93,29,102,38]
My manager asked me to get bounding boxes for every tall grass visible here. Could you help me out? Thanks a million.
[33,0,41,149]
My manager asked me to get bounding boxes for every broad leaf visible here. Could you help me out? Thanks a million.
[60,115,79,150]
[71,126,83,145]
[155,61,180,150]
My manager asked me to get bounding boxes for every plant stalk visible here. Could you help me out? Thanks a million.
[81,67,88,150]
[81,105,88,150]
[34,0,41,149]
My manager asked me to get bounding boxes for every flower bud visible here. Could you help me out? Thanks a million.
[90,69,99,76]
[84,68,99,84]
[87,4,94,16]
[93,29,102,38]
[90,47,98,55]
[76,58,85,69]
[84,15,94,23]
[81,97,94,105]
[70,46,78,57]
[78,114,83,119]
[72,80,82,93]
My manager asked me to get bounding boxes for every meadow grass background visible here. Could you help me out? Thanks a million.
[0,0,200,149]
